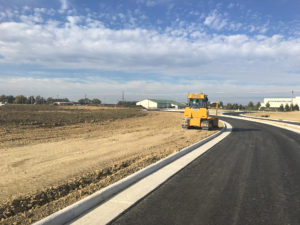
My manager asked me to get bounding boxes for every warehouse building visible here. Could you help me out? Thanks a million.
[136,99,186,109]
[260,96,300,108]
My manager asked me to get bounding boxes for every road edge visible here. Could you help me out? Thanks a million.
[34,121,230,225]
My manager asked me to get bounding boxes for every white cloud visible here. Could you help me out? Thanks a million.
[228,3,235,9]
[137,0,166,7]
[229,22,242,31]
[204,10,227,30]
[0,9,300,103]
[60,0,68,11]
[0,12,5,20]
[249,25,256,32]
[146,0,157,7]
[0,16,300,81]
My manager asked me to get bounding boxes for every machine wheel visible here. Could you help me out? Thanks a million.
[209,121,213,130]
[182,118,190,129]
[202,120,213,130]
[202,120,209,130]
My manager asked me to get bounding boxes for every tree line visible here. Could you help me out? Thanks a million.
[278,103,299,111]
[0,95,102,105]
[216,101,299,111]
[210,101,261,110]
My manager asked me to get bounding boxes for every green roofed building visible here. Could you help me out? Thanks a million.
[136,99,186,109]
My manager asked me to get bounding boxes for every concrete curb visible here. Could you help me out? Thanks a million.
[222,115,300,134]
[34,121,228,225]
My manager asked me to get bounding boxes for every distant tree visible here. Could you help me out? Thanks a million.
[294,104,299,111]
[117,101,137,106]
[27,96,35,104]
[91,98,101,104]
[255,102,261,110]
[15,95,27,104]
[219,101,224,108]
[266,102,270,108]
[248,101,254,110]
[0,95,5,102]
[239,104,244,110]
[226,103,233,109]
[78,98,91,105]
[47,97,54,104]
[47,97,69,104]
[7,95,15,104]
[35,95,46,104]
[210,102,218,108]
[207,101,211,108]
[78,99,85,105]
[279,104,284,112]
[233,103,239,110]
[285,104,290,111]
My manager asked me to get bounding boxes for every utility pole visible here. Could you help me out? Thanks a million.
[291,90,294,111]
[122,91,125,102]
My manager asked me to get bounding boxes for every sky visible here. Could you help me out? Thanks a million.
[0,0,300,103]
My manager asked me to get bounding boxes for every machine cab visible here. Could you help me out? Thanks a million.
[187,93,208,109]
[188,97,208,109]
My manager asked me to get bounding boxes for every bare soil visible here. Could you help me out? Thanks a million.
[0,110,220,225]
[244,111,300,122]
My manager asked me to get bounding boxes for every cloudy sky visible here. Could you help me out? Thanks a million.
[0,0,300,103]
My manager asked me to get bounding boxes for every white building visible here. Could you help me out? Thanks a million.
[136,99,185,109]
[260,96,300,108]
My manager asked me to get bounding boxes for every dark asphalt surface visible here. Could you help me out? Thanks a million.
[111,117,300,225]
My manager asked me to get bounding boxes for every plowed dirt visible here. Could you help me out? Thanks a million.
[0,110,220,225]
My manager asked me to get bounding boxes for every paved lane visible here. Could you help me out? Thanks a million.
[111,117,300,225]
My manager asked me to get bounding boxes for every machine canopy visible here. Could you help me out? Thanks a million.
[188,97,208,108]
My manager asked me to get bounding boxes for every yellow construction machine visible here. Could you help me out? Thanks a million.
[182,93,218,130]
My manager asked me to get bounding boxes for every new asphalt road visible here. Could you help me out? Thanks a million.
[110,117,300,225]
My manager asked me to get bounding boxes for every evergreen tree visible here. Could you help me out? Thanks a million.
[279,104,284,112]
[285,104,290,111]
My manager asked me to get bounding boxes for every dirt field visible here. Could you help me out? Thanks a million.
[0,106,221,225]
[244,111,300,122]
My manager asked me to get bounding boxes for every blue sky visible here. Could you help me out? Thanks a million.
[0,0,300,103]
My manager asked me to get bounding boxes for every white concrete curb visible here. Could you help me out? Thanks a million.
[223,115,300,134]
[34,121,229,225]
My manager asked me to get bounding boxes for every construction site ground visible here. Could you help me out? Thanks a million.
[244,111,300,122]
[0,107,221,225]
